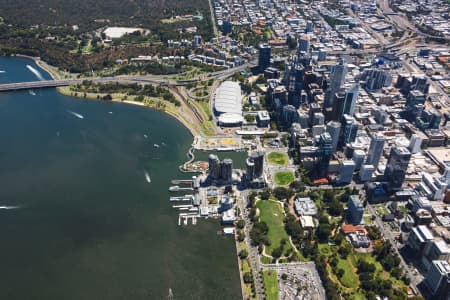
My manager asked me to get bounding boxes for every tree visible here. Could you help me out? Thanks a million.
[337,244,351,259]
[243,272,253,284]
[358,260,376,273]
[317,223,332,243]
[272,246,283,259]
[336,268,344,278]
[391,267,402,279]
[328,199,344,217]
[244,114,256,123]
[250,221,269,246]
[259,188,271,200]
[323,189,336,203]
[237,230,245,242]
[285,214,303,242]
[239,249,248,259]
[334,233,344,246]
[237,219,245,229]
[330,256,338,268]
[281,273,288,280]
[273,187,289,200]
[289,180,305,192]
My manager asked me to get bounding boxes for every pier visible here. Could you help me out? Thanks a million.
[168,185,194,192]
[169,195,194,202]
[171,179,193,185]
[178,213,199,226]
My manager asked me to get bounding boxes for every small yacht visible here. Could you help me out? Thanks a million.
[144,171,151,183]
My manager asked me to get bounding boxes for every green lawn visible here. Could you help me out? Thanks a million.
[267,152,288,166]
[242,259,250,273]
[256,200,291,256]
[262,270,279,300]
[261,255,272,264]
[198,101,212,119]
[336,257,359,288]
[274,171,294,186]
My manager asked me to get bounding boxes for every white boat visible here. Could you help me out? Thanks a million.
[143,134,148,139]
[153,144,160,148]
[67,110,84,119]
[26,64,45,81]
[144,171,151,183]
[29,90,36,96]
[0,206,20,210]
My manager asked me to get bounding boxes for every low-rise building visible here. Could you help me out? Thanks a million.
[294,197,318,217]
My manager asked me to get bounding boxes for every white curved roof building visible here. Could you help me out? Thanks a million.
[218,113,243,126]
[214,81,242,115]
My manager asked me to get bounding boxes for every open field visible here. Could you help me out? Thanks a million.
[262,270,279,300]
[274,171,294,186]
[267,152,288,166]
[256,200,292,256]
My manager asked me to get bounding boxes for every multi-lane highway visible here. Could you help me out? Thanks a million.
[0,63,252,93]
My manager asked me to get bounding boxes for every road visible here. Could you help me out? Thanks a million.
[378,0,450,41]
[237,191,265,300]
[208,0,219,38]
[0,63,253,92]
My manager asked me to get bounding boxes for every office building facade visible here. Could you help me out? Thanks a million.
[366,134,385,167]
[384,147,412,190]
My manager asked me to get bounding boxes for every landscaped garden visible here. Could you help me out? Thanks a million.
[274,171,294,186]
[317,239,409,300]
[267,152,288,166]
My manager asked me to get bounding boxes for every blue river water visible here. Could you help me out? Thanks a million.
[0,57,241,300]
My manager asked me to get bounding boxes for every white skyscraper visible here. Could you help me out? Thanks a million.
[408,134,423,154]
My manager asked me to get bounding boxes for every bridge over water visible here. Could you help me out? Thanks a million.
[0,62,252,93]
[0,76,175,93]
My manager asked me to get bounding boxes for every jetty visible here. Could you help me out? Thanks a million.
[169,195,194,202]
[178,213,198,226]
[169,185,194,192]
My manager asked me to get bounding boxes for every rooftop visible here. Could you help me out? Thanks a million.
[214,81,242,115]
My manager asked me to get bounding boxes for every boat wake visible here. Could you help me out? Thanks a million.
[144,170,151,183]
[0,206,20,210]
[26,65,45,81]
[67,110,84,119]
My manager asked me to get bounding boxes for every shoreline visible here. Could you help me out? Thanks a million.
[57,86,200,138]
[8,54,202,138]
[14,54,63,80]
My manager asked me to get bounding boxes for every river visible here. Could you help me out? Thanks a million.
[0,56,241,300]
